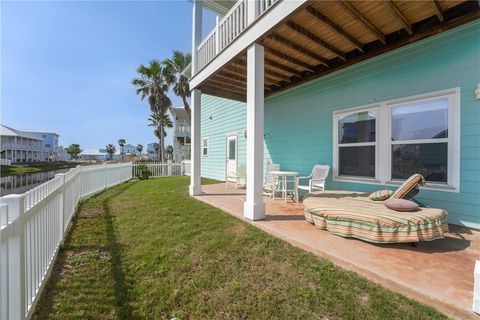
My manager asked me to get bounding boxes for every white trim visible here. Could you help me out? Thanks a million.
[333,88,461,192]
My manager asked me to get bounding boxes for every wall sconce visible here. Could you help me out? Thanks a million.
[243,129,247,138]
[476,84,480,100]
[209,115,213,120]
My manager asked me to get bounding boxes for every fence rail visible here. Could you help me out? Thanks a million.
[132,161,190,178]
[0,163,132,320]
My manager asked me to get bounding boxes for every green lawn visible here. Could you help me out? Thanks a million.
[33,177,447,320]
[1,161,79,176]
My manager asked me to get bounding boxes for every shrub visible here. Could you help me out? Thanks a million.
[136,164,152,180]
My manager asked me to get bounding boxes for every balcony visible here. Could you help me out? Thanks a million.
[191,0,479,101]
[196,0,278,72]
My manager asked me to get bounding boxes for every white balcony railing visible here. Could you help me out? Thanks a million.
[196,0,277,72]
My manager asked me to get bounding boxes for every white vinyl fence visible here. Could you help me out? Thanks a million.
[0,163,132,320]
[132,161,191,178]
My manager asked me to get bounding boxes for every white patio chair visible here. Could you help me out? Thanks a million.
[263,163,280,197]
[225,164,246,190]
[297,165,330,194]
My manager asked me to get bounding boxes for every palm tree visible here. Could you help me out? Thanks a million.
[105,144,116,160]
[66,144,81,160]
[166,145,174,160]
[132,60,172,162]
[148,113,173,160]
[118,139,126,160]
[136,144,143,156]
[152,143,159,159]
[163,51,192,120]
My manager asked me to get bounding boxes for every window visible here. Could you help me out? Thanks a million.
[202,138,208,156]
[337,110,377,178]
[333,88,460,192]
[390,97,449,183]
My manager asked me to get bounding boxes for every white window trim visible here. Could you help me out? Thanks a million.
[333,88,460,192]
[202,137,209,157]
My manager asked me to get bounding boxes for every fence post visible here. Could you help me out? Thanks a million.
[2,194,26,320]
[104,163,107,190]
[56,173,66,245]
[167,160,172,176]
[181,161,185,176]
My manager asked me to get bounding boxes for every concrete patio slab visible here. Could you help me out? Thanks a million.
[194,183,479,319]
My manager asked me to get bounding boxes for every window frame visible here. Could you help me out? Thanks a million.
[333,88,460,192]
[202,137,209,157]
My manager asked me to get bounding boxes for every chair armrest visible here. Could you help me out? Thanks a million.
[297,176,311,180]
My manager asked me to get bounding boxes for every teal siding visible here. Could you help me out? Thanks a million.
[200,95,247,181]
[200,21,480,228]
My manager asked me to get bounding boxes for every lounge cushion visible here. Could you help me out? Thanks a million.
[368,189,394,201]
[303,191,448,243]
[384,198,419,212]
[391,174,426,199]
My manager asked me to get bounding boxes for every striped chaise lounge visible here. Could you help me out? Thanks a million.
[302,175,448,243]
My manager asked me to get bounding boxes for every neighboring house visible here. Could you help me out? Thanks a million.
[123,144,140,157]
[187,1,480,228]
[170,106,191,162]
[0,124,46,163]
[146,143,158,160]
[78,148,119,161]
[21,131,60,161]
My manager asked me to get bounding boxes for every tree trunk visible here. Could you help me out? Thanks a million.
[159,122,165,163]
[182,96,191,123]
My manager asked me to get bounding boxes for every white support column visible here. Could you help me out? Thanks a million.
[243,43,265,220]
[189,89,202,196]
[191,0,203,75]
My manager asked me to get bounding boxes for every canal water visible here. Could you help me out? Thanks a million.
[0,169,71,197]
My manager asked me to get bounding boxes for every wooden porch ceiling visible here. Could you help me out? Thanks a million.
[199,0,480,102]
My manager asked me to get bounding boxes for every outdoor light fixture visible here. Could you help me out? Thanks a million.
[475,84,480,100]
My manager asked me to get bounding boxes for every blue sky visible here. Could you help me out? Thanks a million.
[1,0,215,149]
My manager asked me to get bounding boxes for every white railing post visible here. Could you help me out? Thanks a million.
[215,15,221,55]
[56,173,66,245]
[2,194,26,320]
[247,0,257,24]
[191,0,203,75]
[103,163,107,189]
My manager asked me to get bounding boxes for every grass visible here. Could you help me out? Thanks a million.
[1,161,79,175]
[33,177,447,320]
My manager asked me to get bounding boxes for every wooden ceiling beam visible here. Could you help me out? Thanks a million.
[235,56,292,82]
[201,84,246,102]
[285,21,346,61]
[337,1,386,44]
[209,78,246,91]
[213,74,247,90]
[215,72,247,86]
[223,64,282,87]
[264,47,316,72]
[207,79,246,95]
[305,6,364,53]
[431,0,444,22]
[264,58,301,76]
[383,1,413,34]
[269,34,330,66]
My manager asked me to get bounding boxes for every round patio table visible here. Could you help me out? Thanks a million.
[269,171,299,203]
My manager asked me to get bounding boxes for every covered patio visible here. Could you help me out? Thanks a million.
[194,183,478,319]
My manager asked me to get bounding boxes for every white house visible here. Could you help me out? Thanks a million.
[0,124,46,163]
[170,106,191,162]
[21,131,60,161]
